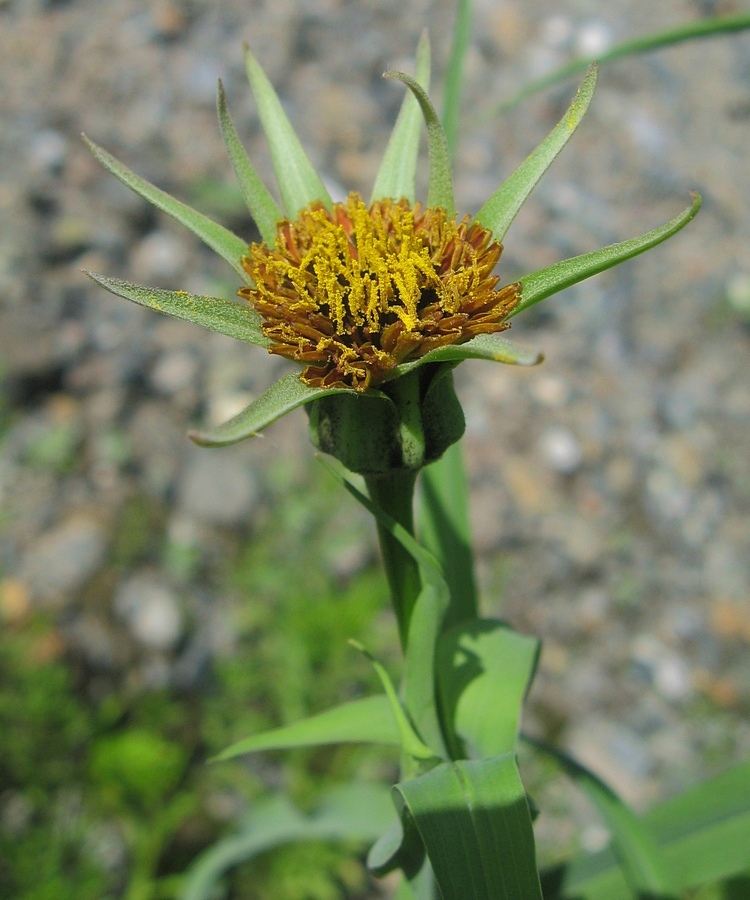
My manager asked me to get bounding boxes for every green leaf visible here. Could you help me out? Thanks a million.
[84,272,269,347]
[322,462,450,760]
[527,736,678,898]
[475,63,598,244]
[485,13,750,117]
[384,72,454,216]
[541,761,750,899]
[441,0,473,161]
[214,695,399,762]
[438,621,540,760]
[244,45,332,218]
[394,755,542,900]
[188,373,352,446]
[83,136,249,281]
[514,192,701,316]
[216,79,282,245]
[418,442,478,628]
[370,31,431,205]
[182,784,394,900]
[387,333,544,382]
[350,642,435,762]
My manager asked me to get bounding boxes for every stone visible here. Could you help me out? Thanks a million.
[114,574,184,651]
[178,447,258,527]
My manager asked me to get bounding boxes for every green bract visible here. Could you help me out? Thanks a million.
[85,39,700,464]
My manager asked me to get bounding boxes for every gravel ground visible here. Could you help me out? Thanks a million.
[2,0,749,874]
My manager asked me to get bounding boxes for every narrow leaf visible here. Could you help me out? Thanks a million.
[545,762,750,898]
[322,462,450,760]
[214,695,398,761]
[387,333,544,383]
[244,45,332,217]
[438,621,540,760]
[395,755,542,900]
[384,72,454,215]
[486,14,750,117]
[370,31,431,205]
[83,136,249,280]
[350,642,435,762]
[84,272,268,347]
[189,373,355,446]
[527,736,679,898]
[441,0,472,161]
[418,442,478,628]
[182,785,394,900]
[216,79,282,245]
[514,193,701,316]
[475,64,598,243]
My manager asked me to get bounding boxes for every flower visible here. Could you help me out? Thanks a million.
[241,193,521,392]
[84,40,699,456]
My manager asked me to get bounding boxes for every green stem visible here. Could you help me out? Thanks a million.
[365,469,421,650]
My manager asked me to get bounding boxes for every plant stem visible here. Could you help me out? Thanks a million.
[365,469,421,650]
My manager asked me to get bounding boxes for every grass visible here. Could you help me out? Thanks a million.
[0,458,396,899]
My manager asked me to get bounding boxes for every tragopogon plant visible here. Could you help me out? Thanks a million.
[84,16,749,900]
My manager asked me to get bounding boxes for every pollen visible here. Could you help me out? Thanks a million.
[240,193,521,391]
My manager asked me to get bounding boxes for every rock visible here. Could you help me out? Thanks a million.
[539,426,583,474]
[18,515,108,608]
[114,574,184,651]
[178,447,259,527]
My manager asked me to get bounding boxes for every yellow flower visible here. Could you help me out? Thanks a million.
[241,194,521,391]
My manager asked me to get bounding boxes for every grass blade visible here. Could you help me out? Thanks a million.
[441,0,473,161]
[214,695,399,761]
[486,14,750,117]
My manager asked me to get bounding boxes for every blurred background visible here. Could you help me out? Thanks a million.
[1,0,748,897]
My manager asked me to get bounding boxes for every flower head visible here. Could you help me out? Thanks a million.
[241,193,520,391]
[84,41,698,454]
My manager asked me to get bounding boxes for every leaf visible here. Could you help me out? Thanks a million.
[475,63,598,244]
[394,755,542,900]
[83,136,249,281]
[323,462,450,760]
[350,642,435,762]
[188,373,352,446]
[441,0,473,161]
[438,621,540,760]
[541,759,750,899]
[387,333,544,383]
[418,442,478,628]
[216,79,282,245]
[370,31,431,205]
[514,192,701,316]
[84,272,269,347]
[244,45,332,218]
[181,784,394,900]
[214,695,399,762]
[527,736,678,898]
[384,72,454,216]
[485,13,750,117]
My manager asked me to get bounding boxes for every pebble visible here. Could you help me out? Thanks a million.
[539,426,583,474]
[18,515,109,608]
[178,447,259,527]
[114,574,184,651]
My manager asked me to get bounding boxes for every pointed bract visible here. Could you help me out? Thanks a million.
[217,80,282,245]
[244,45,332,218]
[83,136,250,280]
[370,32,431,205]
